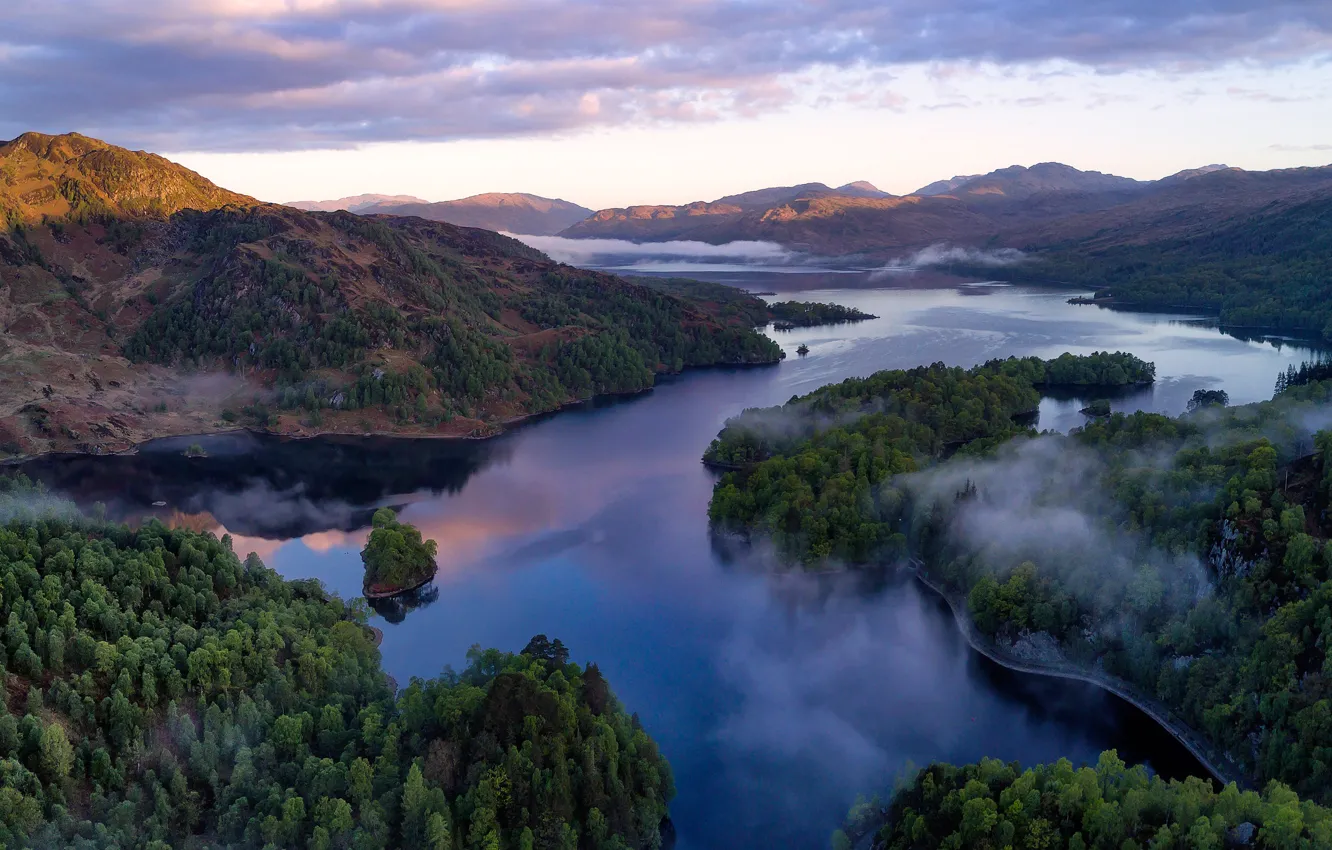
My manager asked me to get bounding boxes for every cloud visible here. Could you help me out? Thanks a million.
[1,1,1330,151]
[1269,143,1332,151]
[871,243,1026,277]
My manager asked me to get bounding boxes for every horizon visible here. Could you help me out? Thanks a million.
[2,2,1330,209]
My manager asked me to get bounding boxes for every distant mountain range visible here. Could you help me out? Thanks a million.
[286,192,592,235]
[286,194,429,213]
[559,161,1332,257]
[359,193,593,236]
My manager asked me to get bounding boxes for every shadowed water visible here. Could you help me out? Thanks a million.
[18,278,1325,848]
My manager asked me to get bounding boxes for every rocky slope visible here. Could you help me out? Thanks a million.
[0,131,254,224]
[0,133,781,460]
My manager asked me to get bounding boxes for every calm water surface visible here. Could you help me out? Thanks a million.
[19,277,1326,848]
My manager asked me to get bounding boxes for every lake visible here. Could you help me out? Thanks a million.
[17,274,1325,848]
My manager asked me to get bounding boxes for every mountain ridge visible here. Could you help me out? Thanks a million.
[287,193,429,212]
[358,192,593,235]
[560,160,1332,256]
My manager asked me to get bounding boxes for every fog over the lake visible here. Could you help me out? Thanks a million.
[509,234,797,268]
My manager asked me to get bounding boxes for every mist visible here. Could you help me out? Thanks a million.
[871,244,1027,279]
[507,234,797,268]
[905,437,1210,629]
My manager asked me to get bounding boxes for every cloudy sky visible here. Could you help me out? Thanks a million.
[2,0,1330,207]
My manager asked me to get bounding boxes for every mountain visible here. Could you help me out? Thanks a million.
[715,182,844,207]
[914,174,982,196]
[562,161,1332,258]
[1155,163,1231,186]
[561,166,1147,247]
[286,193,428,212]
[359,192,593,235]
[929,162,1145,200]
[837,180,891,198]
[0,131,253,224]
[0,133,781,459]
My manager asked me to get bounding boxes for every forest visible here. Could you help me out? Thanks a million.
[985,195,1332,340]
[0,474,674,849]
[630,277,878,329]
[705,348,1332,806]
[855,751,1330,850]
[704,352,1152,562]
[765,301,877,329]
[118,209,781,427]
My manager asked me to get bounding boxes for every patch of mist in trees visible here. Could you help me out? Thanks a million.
[905,436,1212,620]
[1186,394,1332,458]
[0,487,82,525]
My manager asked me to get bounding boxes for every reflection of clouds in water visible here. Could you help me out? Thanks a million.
[220,529,286,563]
[202,480,361,538]
[302,528,367,553]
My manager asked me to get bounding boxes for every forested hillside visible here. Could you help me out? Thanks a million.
[0,474,673,848]
[858,752,1330,850]
[705,353,1332,803]
[993,195,1332,339]
[0,132,781,460]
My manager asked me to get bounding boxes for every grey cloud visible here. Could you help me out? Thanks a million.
[1,1,1330,151]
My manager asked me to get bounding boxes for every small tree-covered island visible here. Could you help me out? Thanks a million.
[0,476,674,848]
[706,351,1332,845]
[361,508,440,598]
[766,301,878,330]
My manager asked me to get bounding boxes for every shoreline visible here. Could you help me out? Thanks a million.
[910,567,1245,789]
[4,357,784,466]
[363,569,437,600]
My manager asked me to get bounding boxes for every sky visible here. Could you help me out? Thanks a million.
[1,1,1330,209]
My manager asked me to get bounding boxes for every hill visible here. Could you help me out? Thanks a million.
[286,193,428,212]
[0,131,253,224]
[0,133,781,460]
[359,192,593,235]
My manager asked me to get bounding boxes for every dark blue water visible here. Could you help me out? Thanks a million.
[18,278,1324,849]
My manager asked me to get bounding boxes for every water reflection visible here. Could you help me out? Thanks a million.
[17,430,511,537]
[16,280,1330,850]
[369,584,441,624]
